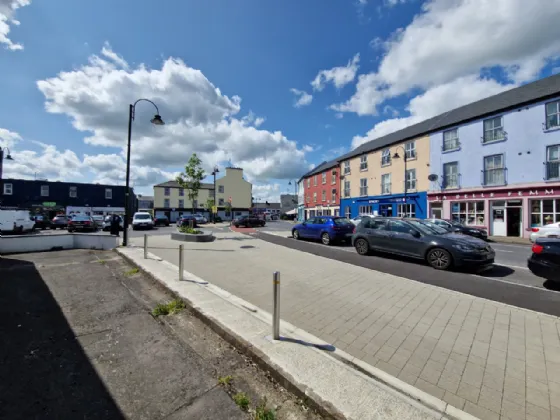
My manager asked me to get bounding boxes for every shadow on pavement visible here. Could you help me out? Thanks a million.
[278,336,336,352]
[543,280,560,291]
[474,264,515,278]
[0,257,124,420]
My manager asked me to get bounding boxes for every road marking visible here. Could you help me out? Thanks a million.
[472,274,560,294]
[495,249,514,253]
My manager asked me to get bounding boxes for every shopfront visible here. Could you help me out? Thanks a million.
[340,192,428,220]
[305,204,339,219]
[428,185,560,238]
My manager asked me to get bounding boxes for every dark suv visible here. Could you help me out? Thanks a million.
[232,215,265,228]
[426,218,488,240]
[352,217,495,271]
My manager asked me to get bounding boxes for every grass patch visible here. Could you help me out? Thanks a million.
[255,398,276,420]
[179,225,202,234]
[97,259,107,264]
[151,299,186,317]
[218,375,233,386]
[233,392,250,411]
[124,267,139,276]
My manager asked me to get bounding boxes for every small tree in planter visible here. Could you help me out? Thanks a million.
[176,153,205,221]
[224,202,232,221]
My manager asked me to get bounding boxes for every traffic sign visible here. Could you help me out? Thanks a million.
[212,206,218,214]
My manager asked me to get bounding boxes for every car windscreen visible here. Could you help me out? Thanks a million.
[134,214,151,220]
[333,217,352,225]
[409,220,448,235]
[93,216,104,220]
[72,216,91,221]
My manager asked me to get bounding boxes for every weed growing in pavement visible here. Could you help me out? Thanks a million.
[218,375,233,386]
[254,398,276,420]
[124,267,139,276]
[97,259,106,264]
[233,392,250,411]
[151,299,186,317]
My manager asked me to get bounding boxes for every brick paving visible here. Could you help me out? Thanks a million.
[133,232,560,420]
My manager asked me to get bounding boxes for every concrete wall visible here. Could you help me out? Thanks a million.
[0,233,118,254]
[215,168,252,208]
[154,186,213,209]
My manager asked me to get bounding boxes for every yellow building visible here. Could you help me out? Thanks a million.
[153,167,252,222]
[339,135,431,219]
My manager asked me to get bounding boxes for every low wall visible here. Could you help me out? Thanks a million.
[0,233,118,255]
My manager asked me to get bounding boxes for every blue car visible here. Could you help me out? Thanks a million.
[292,216,355,245]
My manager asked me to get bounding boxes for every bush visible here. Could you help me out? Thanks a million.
[152,299,186,316]
[179,225,202,234]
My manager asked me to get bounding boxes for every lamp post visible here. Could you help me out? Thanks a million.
[0,147,14,203]
[123,99,164,247]
[392,146,408,214]
[211,165,219,223]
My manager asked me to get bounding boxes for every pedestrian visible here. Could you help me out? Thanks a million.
[110,214,120,237]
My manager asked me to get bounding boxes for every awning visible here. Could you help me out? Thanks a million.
[285,209,296,215]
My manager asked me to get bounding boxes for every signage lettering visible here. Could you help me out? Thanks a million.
[546,189,554,195]
[429,186,558,201]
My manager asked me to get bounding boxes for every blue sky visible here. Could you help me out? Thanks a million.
[1,0,559,201]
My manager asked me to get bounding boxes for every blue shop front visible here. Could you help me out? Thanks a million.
[339,191,428,219]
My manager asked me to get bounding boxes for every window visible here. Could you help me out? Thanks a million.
[546,100,560,130]
[405,142,416,159]
[306,195,310,203]
[483,154,505,186]
[178,199,184,208]
[381,174,391,194]
[105,188,112,199]
[41,185,49,197]
[179,188,184,196]
[359,205,372,215]
[546,145,560,180]
[218,198,224,205]
[360,155,368,171]
[219,185,225,193]
[322,190,326,201]
[314,175,317,186]
[405,169,416,191]
[343,180,350,198]
[69,186,77,198]
[313,192,317,203]
[331,189,336,202]
[451,201,485,226]
[3,183,13,195]
[344,206,351,218]
[531,199,560,226]
[164,187,170,196]
[164,198,170,208]
[443,129,460,151]
[344,161,350,174]
[397,204,416,218]
[307,179,310,188]
[443,162,459,188]
[483,116,505,143]
[359,178,368,196]
[321,173,326,184]
[331,171,336,184]
[381,149,391,166]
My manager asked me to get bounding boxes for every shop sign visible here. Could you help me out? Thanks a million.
[368,197,407,204]
[429,187,556,202]
[43,202,56,207]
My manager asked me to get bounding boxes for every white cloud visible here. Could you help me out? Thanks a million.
[36,45,310,183]
[334,0,560,116]
[382,105,400,118]
[252,183,281,203]
[0,0,30,51]
[311,53,360,91]
[290,88,313,108]
[0,127,22,149]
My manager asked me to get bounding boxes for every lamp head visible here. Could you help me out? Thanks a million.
[151,114,165,125]
[392,152,400,159]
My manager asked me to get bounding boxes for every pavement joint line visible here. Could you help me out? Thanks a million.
[116,246,481,420]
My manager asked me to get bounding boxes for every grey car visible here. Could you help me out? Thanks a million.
[351,217,495,271]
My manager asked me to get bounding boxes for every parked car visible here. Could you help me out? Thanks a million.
[153,215,170,226]
[292,216,354,245]
[132,212,154,230]
[232,215,266,228]
[92,215,105,229]
[67,215,97,232]
[102,215,124,231]
[51,215,70,229]
[32,214,52,230]
[193,213,208,224]
[0,210,36,234]
[426,218,488,240]
[530,222,560,242]
[527,238,560,282]
[177,215,198,228]
[352,217,495,271]
[350,215,372,226]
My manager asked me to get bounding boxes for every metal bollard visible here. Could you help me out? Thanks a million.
[272,271,281,340]
[178,244,184,281]
[143,234,148,259]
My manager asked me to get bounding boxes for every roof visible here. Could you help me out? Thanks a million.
[154,180,214,189]
[303,159,339,178]
[337,72,560,162]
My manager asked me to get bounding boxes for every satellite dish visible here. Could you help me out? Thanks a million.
[428,174,438,182]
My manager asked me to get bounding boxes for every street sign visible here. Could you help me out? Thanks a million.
[212,206,218,214]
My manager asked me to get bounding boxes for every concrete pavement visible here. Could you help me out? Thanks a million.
[131,231,560,420]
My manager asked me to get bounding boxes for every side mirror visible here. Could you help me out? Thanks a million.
[302,221,307,225]
[409,229,421,238]
[454,228,461,232]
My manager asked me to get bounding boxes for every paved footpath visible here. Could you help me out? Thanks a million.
[134,232,560,420]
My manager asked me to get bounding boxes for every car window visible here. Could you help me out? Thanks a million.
[363,218,387,230]
[433,219,451,227]
[416,220,448,234]
[135,214,151,220]
[306,218,316,224]
[314,217,327,224]
[333,217,352,225]
[73,216,91,221]
[388,220,412,234]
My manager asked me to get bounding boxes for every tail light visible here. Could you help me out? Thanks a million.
[532,228,540,232]
[532,243,544,254]
[84,221,90,225]
[68,221,73,225]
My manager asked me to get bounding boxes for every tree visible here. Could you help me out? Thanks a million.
[224,201,232,220]
[206,198,214,214]
[176,153,205,215]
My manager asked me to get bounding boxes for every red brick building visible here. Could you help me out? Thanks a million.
[303,160,340,219]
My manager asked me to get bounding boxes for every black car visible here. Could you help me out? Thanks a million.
[51,215,70,229]
[352,217,495,271]
[177,215,198,228]
[154,215,170,227]
[67,215,97,232]
[527,238,560,282]
[32,215,51,230]
[427,218,488,240]
[232,215,265,228]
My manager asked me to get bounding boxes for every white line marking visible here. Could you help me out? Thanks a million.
[494,264,530,270]
[472,274,559,294]
[495,250,514,253]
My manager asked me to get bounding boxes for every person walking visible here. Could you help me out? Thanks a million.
[110,214,120,237]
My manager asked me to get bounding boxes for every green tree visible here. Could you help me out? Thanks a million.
[176,153,206,214]
[206,198,215,211]
[224,201,232,220]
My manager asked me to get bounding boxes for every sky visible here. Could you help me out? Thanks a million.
[1,0,560,203]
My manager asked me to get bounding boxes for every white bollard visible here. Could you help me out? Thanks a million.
[273,271,281,339]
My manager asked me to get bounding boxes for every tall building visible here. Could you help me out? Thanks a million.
[302,160,341,219]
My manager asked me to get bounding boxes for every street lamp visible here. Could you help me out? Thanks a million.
[392,145,408,202]
[0,146,14,181]
[212,165,219,223]
[123,99,164,247]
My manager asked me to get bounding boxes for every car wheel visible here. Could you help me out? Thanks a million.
[354,238,369,255]
[321,232,331,245]
[427,248,453,270]
[292,229,300,240]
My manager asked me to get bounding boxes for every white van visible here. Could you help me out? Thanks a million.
[0,210,36,234]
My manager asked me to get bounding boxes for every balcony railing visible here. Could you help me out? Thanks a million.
[442,173,461,189]
[381,183,391,195]
[359,187,368,196]
[481,168,507,186]
[545,161,560,180]
[442,139,461,152]
[481,130,507,144]
[343,189,351,198]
